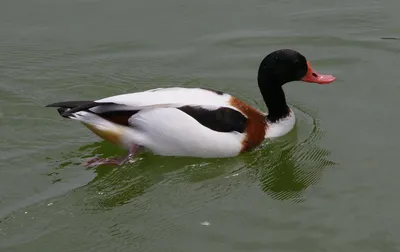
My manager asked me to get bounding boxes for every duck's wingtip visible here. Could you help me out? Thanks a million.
[45,102,58,107]
[57,108,71,117]
[45,100,95,108]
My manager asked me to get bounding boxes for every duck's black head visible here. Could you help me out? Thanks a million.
[257,49,335,88]
[258,49,336,122]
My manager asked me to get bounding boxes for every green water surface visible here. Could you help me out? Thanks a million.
[1,0,399,251]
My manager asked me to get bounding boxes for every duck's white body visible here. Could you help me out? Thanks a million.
[55,87,295,158]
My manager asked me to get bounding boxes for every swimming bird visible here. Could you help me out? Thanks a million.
[46,49,336,167]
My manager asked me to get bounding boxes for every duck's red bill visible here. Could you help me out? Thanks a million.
[301,61,336,84]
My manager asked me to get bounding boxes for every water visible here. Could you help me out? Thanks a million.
[1,0,399,251]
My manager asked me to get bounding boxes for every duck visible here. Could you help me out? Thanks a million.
[46,49,336,167]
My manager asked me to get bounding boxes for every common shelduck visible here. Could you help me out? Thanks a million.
[46,49,336,167]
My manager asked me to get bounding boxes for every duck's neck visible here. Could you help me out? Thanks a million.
[259,86,290,123]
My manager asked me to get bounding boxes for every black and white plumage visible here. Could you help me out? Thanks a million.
[46,49,336,167]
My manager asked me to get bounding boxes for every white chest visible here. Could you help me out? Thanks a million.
[264,110,296,138]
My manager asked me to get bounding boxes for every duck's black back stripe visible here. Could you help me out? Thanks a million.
[178,106,247,133]
[97,110,139,126]
[47,100,248,133]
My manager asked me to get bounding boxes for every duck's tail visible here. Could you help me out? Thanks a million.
[45,101,115,118]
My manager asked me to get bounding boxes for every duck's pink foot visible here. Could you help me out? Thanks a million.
[83,144,141,168]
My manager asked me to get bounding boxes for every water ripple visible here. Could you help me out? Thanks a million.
[244,105,337,201]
